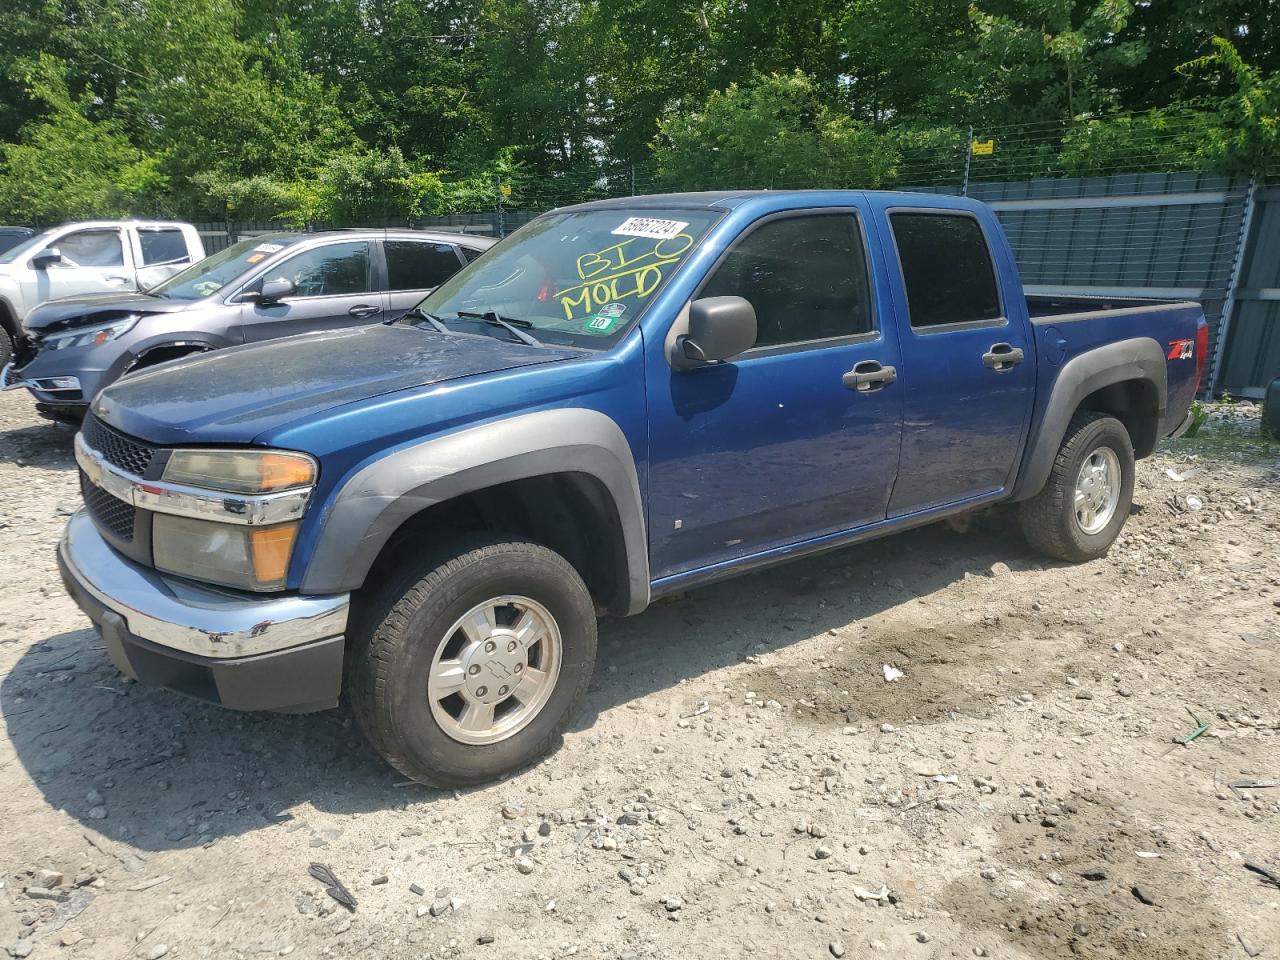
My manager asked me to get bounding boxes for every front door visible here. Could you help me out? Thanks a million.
[33,227,134,303]
[646,210,904,580]
[880,209,1035,515]
[240,239,384,341]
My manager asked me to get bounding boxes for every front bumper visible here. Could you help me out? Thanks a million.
[2,361,88,413]
[58,510,350,712]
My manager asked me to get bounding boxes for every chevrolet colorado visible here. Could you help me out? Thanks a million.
[58,190,1206,786]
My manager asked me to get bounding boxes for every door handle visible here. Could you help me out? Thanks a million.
[348,304,381,318]
[982,342,1024,371]
[842,360,897,393]
[105,276,130,284]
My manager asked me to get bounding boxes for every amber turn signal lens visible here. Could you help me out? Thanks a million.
[258,453,317,491]
[250,524,299,585]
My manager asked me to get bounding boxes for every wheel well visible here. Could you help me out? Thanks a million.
[127,343,211,372]
[364,472,631,613]
[1077,378,1160,458]
[0,300,17,340]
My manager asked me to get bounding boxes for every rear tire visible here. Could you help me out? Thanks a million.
[346,535,597,787]
[1018,411,1134,563]
[0,324,13,370]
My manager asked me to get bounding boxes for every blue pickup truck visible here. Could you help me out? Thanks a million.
[59,190,1206,786]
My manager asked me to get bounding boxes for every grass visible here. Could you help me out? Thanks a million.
[1159,402,1280,463]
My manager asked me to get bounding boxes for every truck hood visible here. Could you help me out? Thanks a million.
[24,292,194,333]
[92,324,580,445]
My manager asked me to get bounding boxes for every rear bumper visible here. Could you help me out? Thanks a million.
[58,510,349,712]
[1166,406,1196,440]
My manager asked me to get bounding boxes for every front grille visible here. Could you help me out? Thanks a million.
[80,471,136,542]
[81,414,156,477]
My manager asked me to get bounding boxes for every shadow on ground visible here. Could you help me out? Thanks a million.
[3,515,1048,852]
[0,419,77,467]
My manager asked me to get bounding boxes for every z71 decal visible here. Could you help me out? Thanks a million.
[1167,338,1194,360]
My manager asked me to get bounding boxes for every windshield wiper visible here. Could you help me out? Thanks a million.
[455,310,543,347]
[400,306,451,334]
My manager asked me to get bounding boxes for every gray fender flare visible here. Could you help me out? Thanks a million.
[299,408,650,614]
[1011,337,1167,501]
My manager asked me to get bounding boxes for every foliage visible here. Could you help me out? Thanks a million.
[1179,38,1280,175]
[0,0,1275,223]
[0,58,156,221]
[654,72,899,191]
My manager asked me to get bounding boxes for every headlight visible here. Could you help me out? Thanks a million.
[163,449,316,494]
[151,448,317,591]
[152,514,299,591]
[43,315,139,350]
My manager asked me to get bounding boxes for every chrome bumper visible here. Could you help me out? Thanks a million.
[59,510,349,659]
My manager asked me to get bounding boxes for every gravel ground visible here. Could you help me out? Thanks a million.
[1,390,1278,960]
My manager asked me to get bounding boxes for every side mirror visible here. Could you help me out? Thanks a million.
[31,247,62,269]
[672,296,757,370]
[258,277,296,304]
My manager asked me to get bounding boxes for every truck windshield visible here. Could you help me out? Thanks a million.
[148,235,298,300]
[0,228,58,264]
[410,209,721,348]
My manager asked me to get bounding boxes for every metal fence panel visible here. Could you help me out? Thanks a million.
[1219,187,1280,395]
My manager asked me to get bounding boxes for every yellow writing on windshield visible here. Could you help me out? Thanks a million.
[556,233,693,321]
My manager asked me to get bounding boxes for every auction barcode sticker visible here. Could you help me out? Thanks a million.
[611,217,690,240]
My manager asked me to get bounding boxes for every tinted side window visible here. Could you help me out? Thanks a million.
[385,240,462,290]
[56,229,124,267]
[459,245,484,263]
[139,228,189,266]
[700,214,872,347]
[890,213,1001,328]
[267,242,371,297]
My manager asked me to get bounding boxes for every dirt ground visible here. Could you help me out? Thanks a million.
[1,390,1277,960]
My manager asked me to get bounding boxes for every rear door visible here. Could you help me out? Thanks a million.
[878,206,1034,516]
[240,239,384,342]
[134,226,197,289]
[645,207,904,578]
[382,238,467,320]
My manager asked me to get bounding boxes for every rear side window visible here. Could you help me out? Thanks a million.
[55,229,124,267]
[700,214,873,348]
[139,228,189,266]
[890,213,1001,328]
[385,240,462,290]
[459,245,484,262]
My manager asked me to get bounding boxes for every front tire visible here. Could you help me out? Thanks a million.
[347,535,597,787]
[1018,411,1135,563]
[0,324,13,370]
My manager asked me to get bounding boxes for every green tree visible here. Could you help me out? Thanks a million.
[653,71,899,190]
[0,57,161,221]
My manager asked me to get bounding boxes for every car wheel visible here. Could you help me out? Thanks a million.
[347,535,597,786]
[0,325,13,369]
[1018,411,1135,563]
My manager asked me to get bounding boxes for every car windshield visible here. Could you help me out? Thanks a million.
[0,228,59,264]
[408,208,721,348]
[148,235,297,300]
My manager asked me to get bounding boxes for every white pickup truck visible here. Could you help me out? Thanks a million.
[0,220,205,365]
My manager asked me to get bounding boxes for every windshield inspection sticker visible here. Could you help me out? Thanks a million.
[611,217,689,240]
[584,302,626,333]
